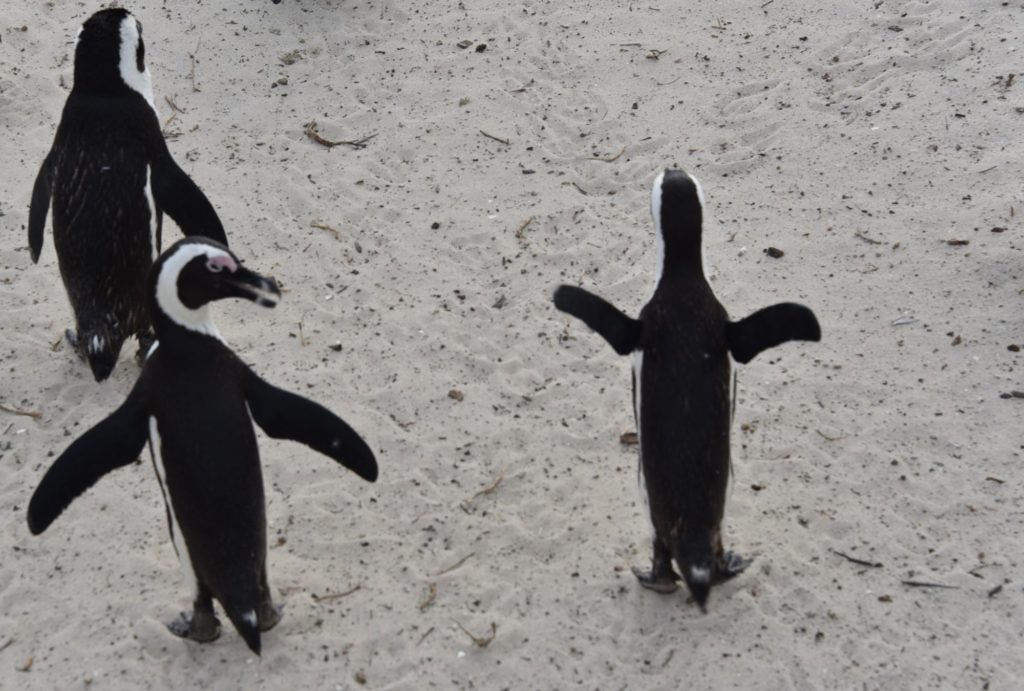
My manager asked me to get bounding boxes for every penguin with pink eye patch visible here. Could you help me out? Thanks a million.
[26,237,378,655]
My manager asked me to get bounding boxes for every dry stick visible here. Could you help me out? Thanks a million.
[0,638,12,653]
[596,146,626,162]
[988,584,1003,598]
[311,221,341,240]
[901,580,958,589]
[479,130,511,145]
[461,474,504,511]
[0,403,41,420]
[985,476,1005,484]
[50,335,63,352]
[298,321,308,347]
[816,429,844,442]
[435,552,475,577]
[830,549,882,569]
[188,40,201,92]
[305,121,378,149]
[312,583,362,603]
[656,76,682,86]
[571,182,589,195]
[515,216,535,240]
[418,583,438,611]
[416,626,435,646]
[854,230,883,245]
[456,621,497,648]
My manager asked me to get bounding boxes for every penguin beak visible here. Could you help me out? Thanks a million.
[224,266,281,308]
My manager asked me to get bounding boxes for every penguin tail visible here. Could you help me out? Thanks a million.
[673,536,714,612]
[222,601,262,655]
[73,326,125,382]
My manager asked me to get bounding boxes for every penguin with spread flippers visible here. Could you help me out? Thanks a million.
[27,237,378,654]
[553,170,820,610]
[29,9,228,381]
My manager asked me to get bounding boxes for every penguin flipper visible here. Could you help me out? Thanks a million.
[245,371,378,482]
[150,151,228,246]
[553,285,641,355]
[28,150,55,263]
[727,302,821,364]
[27,388,149,535]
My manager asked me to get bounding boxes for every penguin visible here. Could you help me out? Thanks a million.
[553,170,821,610]
[27,236,378,655]
[28,8,228,382]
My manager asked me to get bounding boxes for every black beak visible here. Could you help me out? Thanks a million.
[225,266,281,308]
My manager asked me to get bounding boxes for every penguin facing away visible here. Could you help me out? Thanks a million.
[27,237,378,655]
[29,8,228,382]
[553,170,821,610]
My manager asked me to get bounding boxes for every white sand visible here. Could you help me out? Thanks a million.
[1,0,1022,688]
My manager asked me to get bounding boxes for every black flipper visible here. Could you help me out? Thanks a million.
[553,285,642,355]
[150,151,228,246]
[27,385,149,535]
[245,370,378,482]
[28,150,55,263]
[726,302,821,364]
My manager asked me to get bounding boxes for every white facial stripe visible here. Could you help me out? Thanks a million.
[690,565,711,583]
[242,610,257,627]
[687,172,706,211]
[687,171,711,281]
[149,417,198,598]
[649,171,666,296]
[155,244,227,342]
[74,25,84,51]
[118,15,157,115]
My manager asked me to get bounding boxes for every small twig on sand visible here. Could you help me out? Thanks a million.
[304,121,377,149]
[0,638,12,653]
[456,621,497,648]
[416,626,435,645]
[901,580,958,589]
[515,217,535,241]
[418,583,438,611]
[988,584,1003,598]
[188,40,201,92]
[435,552,475,577]
[816,429,844,442]
[311,221,340,240]
[595,146,626,162]
[571,181,589,195]
[460,473,504,511]
[854,230,883,245]
[0,403,41,420]
[479,130,511,146]
[312,583,362,603]
[830,549,882,569]
[297,321,308,347]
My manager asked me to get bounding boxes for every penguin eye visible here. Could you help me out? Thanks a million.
[206,260,224,273]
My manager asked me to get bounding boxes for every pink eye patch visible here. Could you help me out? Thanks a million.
[207,254,238,273]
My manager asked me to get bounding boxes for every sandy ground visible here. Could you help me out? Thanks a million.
[1,0,1023,688]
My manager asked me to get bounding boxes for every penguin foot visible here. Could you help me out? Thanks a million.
[713,551,751,584]
[168,611,222,643]
[631,565,681,594]
[65,329,86,362]
[258,602,283,632]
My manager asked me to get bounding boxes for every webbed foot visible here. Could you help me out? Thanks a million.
[258,602,283,632]
[713,550,751,584]
[167,610,222,643]
[631,565,681,593]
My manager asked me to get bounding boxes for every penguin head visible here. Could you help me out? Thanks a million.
[73,9,154,108]
[650,169,707,278]
[149,237,281,339]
